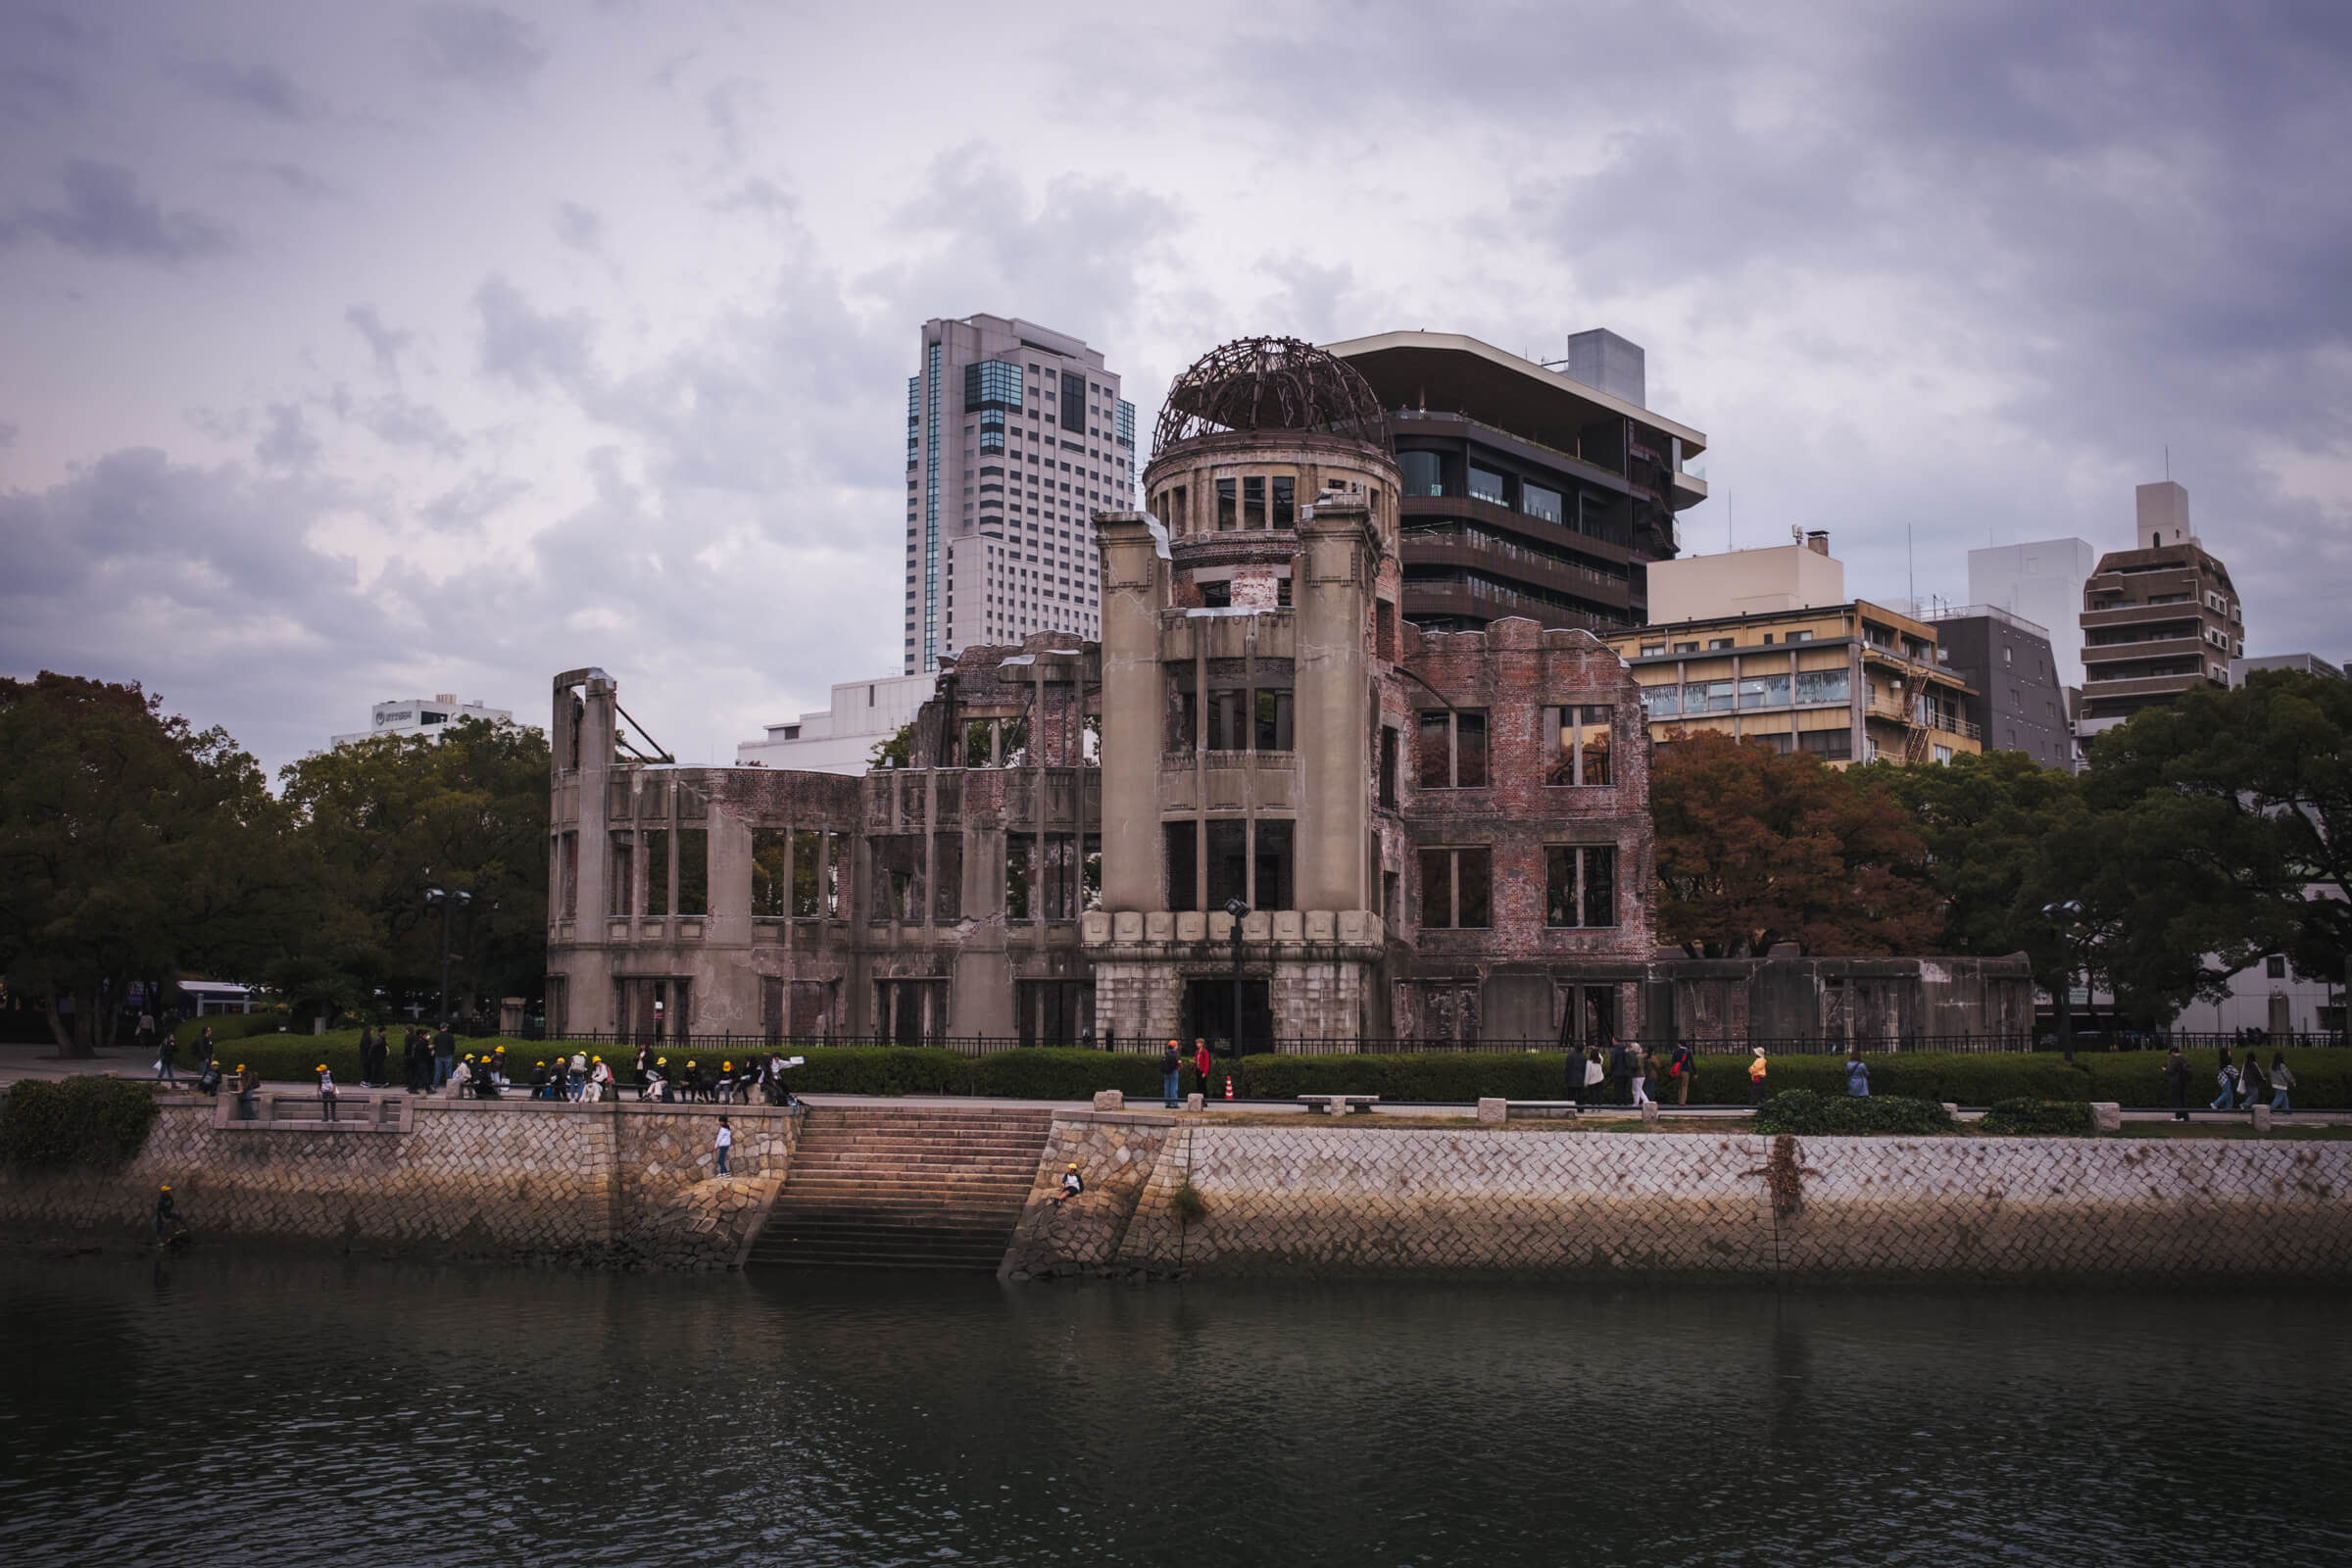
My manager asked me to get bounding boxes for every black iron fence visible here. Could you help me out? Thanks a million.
[499,1028,2352,1058]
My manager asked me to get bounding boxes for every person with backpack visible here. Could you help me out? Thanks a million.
[1161,1040,1182,1109]
[316,1062,339,1123]
[2270,1053,2295,1114]
[2210,1050,2238,1111]
[1843,1049,1870,1099]
[1668,1042,1696,1105]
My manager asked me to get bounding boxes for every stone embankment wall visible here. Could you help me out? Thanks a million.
[1004,1117,2352,1280]
[0,1097,800,1269]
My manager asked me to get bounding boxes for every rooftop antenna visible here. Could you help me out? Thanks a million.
[1907,521,1917,615]
[2165,443,2171,481]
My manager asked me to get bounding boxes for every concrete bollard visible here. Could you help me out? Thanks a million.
[2088,1102,2123,1134]
[2251,1103,2273,1132]
[1942,1103,1960,1118]
[1475,1097,1506,1125]
[1641,1101,1661,1125]
[1092,1090,1123,1112]
[1185,1093,1203,1111]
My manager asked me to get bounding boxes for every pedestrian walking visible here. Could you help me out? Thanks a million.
[1162,1040,1182,1109]
[1669,1042,1695,1105]
[714,1116,733,1177]
[2270,1053,2295,1114]
[1608,1038,1631,1105]
[2211,1050,2238,1111]
[1583,1045,1605,1104]
[2238,1052,2270,1110]
[1629,1042,1654,1109]
[155,1032,179,1086]
[136,1011,156,1057]
[2164,1046,2192,1121]
[316,1063,339,1122]
[1747,1047,1769,1104]
[1193,1038,1213,1103]
[1843,1049,1870,1099]
[235,1062,260,1120]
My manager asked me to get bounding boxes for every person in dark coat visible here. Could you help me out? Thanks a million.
[1161,1040,1182,1108]
[2238,1052,2270,1110]
[2164,1047,2193,1121]
[1607,1038,1631,1105]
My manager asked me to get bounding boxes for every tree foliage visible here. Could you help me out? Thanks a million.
[277,717,550,1023]
[0,674,309,1055]
[1650,730,1942,957]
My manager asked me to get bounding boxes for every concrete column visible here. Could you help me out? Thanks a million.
[1294,502,1372,912]
[1098,513,1165,911]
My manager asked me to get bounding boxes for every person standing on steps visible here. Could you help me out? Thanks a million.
[2165,1046,2193,1121]
[432,1023,456,1089]
[1748,1047,1769,1104]
[235,1062,260,1120]
[713,1116,733,1177]
[1161,1040,1182,1109]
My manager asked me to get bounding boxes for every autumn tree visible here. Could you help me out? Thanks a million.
[1650,729,1942,957]
[0,674,309,1054]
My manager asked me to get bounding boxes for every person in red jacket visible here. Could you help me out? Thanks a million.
[1193,1038,1214,1104]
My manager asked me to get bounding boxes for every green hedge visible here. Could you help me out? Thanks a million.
[1977,1099,2097,1136]
[1751,1090,1954,1136]
[1709,1049,2352,1110]
[1231,1053,1571,1102]
[174,1011,291,1045]
[1,1077,161,1168]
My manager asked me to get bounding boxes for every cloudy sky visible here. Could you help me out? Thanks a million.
[3,0,2347,775]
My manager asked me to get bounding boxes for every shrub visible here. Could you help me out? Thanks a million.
[1171,1180,1207,1225]
[1977,1099,2096,1136]
[176,1011,285,1045]
[1751,1089,1953,1136]
[1233,1053,1570,1103]
[0,1077,162,1168]
[971,1049,1161,1101]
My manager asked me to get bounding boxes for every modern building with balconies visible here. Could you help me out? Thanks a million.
[1325,329,1708,636]
[2077,481,2243,740]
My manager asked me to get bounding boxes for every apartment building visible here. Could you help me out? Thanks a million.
[1923,605,2074,771]
[2077,481,2243,740]
[331,694,515,748]
[905,315,1135,674]
[1326,329,1708,636]
[1602,537,1980,764]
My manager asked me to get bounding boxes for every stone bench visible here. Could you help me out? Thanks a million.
[1298,1094,1379,1115]
[1476,1098,1583,1124]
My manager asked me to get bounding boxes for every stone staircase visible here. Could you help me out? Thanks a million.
[745,1103,1056,1270]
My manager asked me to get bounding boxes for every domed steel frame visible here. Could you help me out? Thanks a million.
[1152,336,1389,459]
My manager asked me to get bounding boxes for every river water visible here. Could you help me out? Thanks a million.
[1,1254,2344,1567]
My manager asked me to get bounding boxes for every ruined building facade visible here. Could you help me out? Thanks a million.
[545,338,2026,1050]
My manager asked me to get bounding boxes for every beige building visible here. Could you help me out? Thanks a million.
[1645,534,1845,624]
[2077,481,2243,740]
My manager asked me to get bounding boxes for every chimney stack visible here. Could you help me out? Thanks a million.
[1805,530,1831,557]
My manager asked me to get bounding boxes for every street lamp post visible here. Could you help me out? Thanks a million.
[424,886,472,1028]
[1224,897,1250,1061]
[2041,900,2084,1065]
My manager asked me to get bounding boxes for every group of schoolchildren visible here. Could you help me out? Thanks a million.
[627,1047,798,1106]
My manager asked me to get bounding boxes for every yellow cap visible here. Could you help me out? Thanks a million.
[592,1055,602,1062]
[657,1056,666,1065]
[161,1183,172,1191]
[235,1063,245,1071]
[316,1063,326,1071]
[723,1061,732,1070]
[1067,1162,1079,1170]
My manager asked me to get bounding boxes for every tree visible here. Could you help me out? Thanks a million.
[2081,669,2350,1015]
[1877,748,2085,1000]
[1650,730,1943,957]
[0,674,308,1055]
[278,717,550,1021]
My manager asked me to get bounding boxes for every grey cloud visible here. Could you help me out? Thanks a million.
[407,4,550,91]
[418,470,528,531]
[231,160,336,202]
[474,274,598,392]
[0,8,107,126]
[553,200,603,253]
[0,160,233,264]
[345,304,413,376]
[255,403,319,470]
[176,57,316,121]
[348,391,466,460]
[0,421,17,449]
[704,77,763,163]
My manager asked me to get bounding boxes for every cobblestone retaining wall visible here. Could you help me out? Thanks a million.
[0,1098,800,1270]
[1005,1118,2352,1280]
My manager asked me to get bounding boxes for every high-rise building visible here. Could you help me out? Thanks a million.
[2077,482,2243,740]
[1325,330,1708,635]
[1967,537,2098,692]
[905,315,1133,673]
[331,693,516,748]
[1923,606,2073,771]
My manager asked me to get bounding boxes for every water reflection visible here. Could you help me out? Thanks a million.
[0,1255,2344,1567]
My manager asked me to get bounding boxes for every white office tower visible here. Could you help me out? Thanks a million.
[905,315,1135,673]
